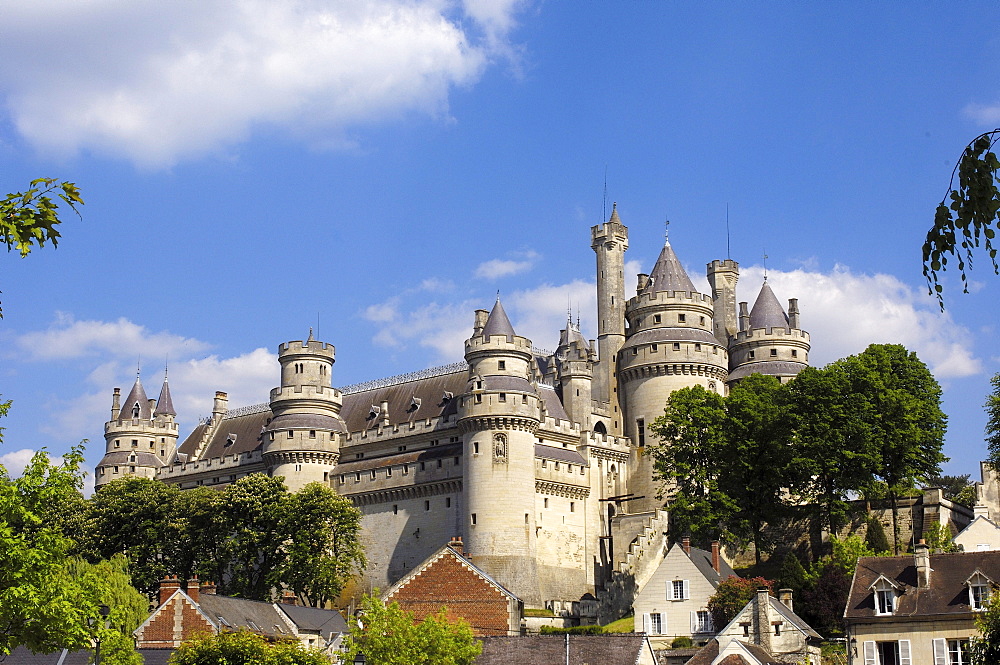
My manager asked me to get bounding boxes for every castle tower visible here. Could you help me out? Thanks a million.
[707,259,740,345]
[96,371,180,489]
[458,298,544,604]
[262,330,345,492]
[618,235,729,512]
[727,282,810,385]
[590,204,628,434]
[555,313,594,428]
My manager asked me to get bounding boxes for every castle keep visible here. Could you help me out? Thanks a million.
[96,205,810,610]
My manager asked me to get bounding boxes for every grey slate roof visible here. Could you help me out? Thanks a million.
[97,451,167,468]
[481,297,516,339]
[278,603,349,640]
[119,376,151,421]
[536,384,569,421]
[534,443,587,465]
[689,546,736,588]
[769,596,821,639]
[642,242,698,295]
[748,282,789,330]
[726,362,806,382]
[196,594,295,638]
[476,635,651,665]
[334,442,462,473]
[155,378,176,416]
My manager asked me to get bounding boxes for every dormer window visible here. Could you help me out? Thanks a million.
[132,403,140,418]
[872,577,898,615]
[968,571,992,610]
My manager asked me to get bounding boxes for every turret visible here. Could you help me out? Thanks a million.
[590,204,628,434]
[727,282,810,385]
[458,298,543,604]
[95,371,179,489]
[262,330,345,491]
[707,259,739,345]
[555,314,594,427]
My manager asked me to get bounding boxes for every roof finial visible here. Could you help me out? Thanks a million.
[308,327,315,342]
[665,217,670,244]
[164,357,168,381]
[762,250,769,282]
[136,358,141,379]
[496,290,501,303]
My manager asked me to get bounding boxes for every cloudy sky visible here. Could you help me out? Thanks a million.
[2,1,999,487]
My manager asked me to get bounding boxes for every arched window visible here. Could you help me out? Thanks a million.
[594,421,607,436]
[131,403,140,418]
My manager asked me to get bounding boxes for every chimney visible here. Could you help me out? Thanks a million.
[788,298,800,329]
[711,540,721,573]
[473,309,489,336]
[915,539,931,587]
[158,575,181,606]
[681,536,691,555]
[186,575,200,603]
[975,504,990,519]
[213,391,228,423]
[111,387,121,420]
[778,588,794,613]
[281,590,297,605]
[449,536,464,556]
[380,399,390,427]
[738,302,750,332]
[755,588,772,653]
[637,274,650,294]
[200,580,217,595]
[148,398,157,414]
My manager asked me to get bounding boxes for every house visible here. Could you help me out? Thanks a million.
[632,538,735,647]
[134,575,348,655]
[2,648,173,664]
[475,635,657,665]
[953,504,1000,552]
[700,588,821,665]
[383,536,523,636]
[844,541,1000,665]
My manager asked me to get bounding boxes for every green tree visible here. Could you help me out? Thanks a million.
[164,486,228,584]
[986,373,1000,471]
[279,482,365,608]
[864,517,891,555]
[168,629,329,665]
[219,474,290,600]
[706,576,773,632]
[344,594,480,665]
[778,552,808,596]
[971,585,1000,664]
[1,179,83,318]
[927,473,977,508]
[925,131,1000,308]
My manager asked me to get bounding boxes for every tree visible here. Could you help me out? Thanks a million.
[864,517,890,555]
[970,585,1000,665]
[706,576,773,632]
[799,563,850,637]
[219,474,290,600]
[168,629,329,665]
[927,473,977,507]
[343,594,481,665]
[986,373,1000,471]
[778,552,808,597]
[164,486,229,585]
[1,179,83,318]
[925,131,1000,309]
[279,482,365,608]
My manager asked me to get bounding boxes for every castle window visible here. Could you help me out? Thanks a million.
[149,441,154,448]
[356,453,364,459]
[474,442,479,454]
[471,513,477,525]
[437,459,443,468]
[446,497,452,508]
[393,504,398,514]
[672,343,680,351]
[340,475,345,484]
[498,361,506,370]
[355,473,361,482]
[654,314,661,324]
[695,343,701,352]
[370,470,376,479]
[542,460,547,468]
[499,393,506,402]
[132,440,138,447]
[309,430,316,438]
[130,466,135,472]
[475,395,482,404]
[160,437,165,443]
[287,430,294,438]
[398,445,406,452]
[386,467,392,477]
[637,419,645,446]
[114,440,120,448]
[544,498,549,509]
[678,314,686,323]
[713,347,718,354]
[454,456,460,465]
[770,348,778,357]
[749,350,755,359]
[522,395,528,404]
[632,348,638,356]
[700,316,705,325]
[424,500,430,511]
[160,450,164,457]
[792,349,798,358]
[130,455,135,462]
[403,464,409,475]
[581,466,585,475]
[651,344,657,353]
[570,502,575,512]
[114,466,119,473]
[554,462,559,471]
[132,403,140,418]
[420,462,426,471]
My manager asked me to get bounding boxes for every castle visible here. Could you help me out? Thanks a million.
[95,205,810,610]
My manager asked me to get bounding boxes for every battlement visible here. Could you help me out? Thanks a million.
[465,334,534,355]
[626,289,713,310]
[733,327,811,343]
[269,385,342,401]
[707,259,739,271]
[158,450,264,477]
[105,419,179,434]
[590,220,629,247]
[345,414,458,443]
[278,339,335,358]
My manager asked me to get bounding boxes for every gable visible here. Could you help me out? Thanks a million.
[135,591,215,648]
[635,544,717,604]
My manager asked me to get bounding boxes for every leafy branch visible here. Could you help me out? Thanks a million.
[924,131,1000,309]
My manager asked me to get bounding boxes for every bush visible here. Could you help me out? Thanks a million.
[707,576,774,630]
[670,636,693,648]
[778,552,807,594]
[539,625,603,635]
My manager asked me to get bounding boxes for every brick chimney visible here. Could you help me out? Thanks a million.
[186,575,199,603]
[755,588,772,653]
[915,539,931,588]
[159,575,181,606]
[711,540,720,573]
[200,581,217,595]
[449,536,464,556]
[681,536,691,555]
[778,588,793,613]
[281,590,297,605]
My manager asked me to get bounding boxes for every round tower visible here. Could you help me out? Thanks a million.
[555,314,595,428]
[590,203,628,434]
[727,282,810,386]
[618,237,729,512]
[458,298,544,604]
[95,372,179,489]
[262,330,345,492]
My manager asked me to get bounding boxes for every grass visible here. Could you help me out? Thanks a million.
[524,608,556,617]
[601,615,634,633]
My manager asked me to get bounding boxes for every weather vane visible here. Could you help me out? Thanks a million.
[665,217,670,243]
[762,250,769,282]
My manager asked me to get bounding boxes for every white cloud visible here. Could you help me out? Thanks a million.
[738,265,981,379]
[0,448,37,478]
[1,0,527,167]
[508,279,596,349]
[364,298,475,360]
[474,250,540,280]
[964,102,1000,125]
[14,313,209,361]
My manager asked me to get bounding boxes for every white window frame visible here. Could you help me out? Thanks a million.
[689,610,712,633]
[670,579,690,600]
[648,612,662,635]
[969,572,991,610]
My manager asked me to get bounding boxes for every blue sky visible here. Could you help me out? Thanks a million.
[2,1,999,490]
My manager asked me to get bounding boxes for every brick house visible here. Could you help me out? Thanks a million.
[382,536,523,636]
[133,576,348,655]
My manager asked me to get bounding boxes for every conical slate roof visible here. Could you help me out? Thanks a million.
[120,376,151,421]
[748,282,789,330]
[643,241,698,295]
[481,297,516,339]
[154,377,176,417]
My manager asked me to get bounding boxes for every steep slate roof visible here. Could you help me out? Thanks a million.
[277,603,349,641]
[195,593,297,638]
[481,298,516,339]
[155,377,176,416]
[769,597,821,639]
[688,546,737,587]
[476,635,653,665]
[98,451,167,468]
[642,241,698,295]
[748,283,789,330]
[534,444,587,465]
[845,550,1000,619]
[119,376,151,420]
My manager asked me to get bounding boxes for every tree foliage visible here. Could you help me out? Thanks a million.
[925,131,1000,308]
[864,517,890,555]
[986,373,1000,471]
[168,629,329,665]
[343,594,481,665]
[1,179,83,318]
[706,576,773,632]
[971,585,1000,665]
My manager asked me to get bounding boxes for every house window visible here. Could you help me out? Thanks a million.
[691,611,713,633]
[671,580,690,600]
[875,587,896,615]
[946,639,971,665]
[863,641,911,665]
[970,573,991,610]
[647,613,662,634]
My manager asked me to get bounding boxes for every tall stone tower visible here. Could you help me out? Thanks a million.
[618,237,729,512]
[555,314,595,428]
[591,203,628,434]
[458,298,544,604]
[728,282,810,385]
[707,259,739,345]
[95,371,179,488]
[262,330,345,492]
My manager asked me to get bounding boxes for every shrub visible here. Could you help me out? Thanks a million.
[670,636,693,648]
[539,625,603,635]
